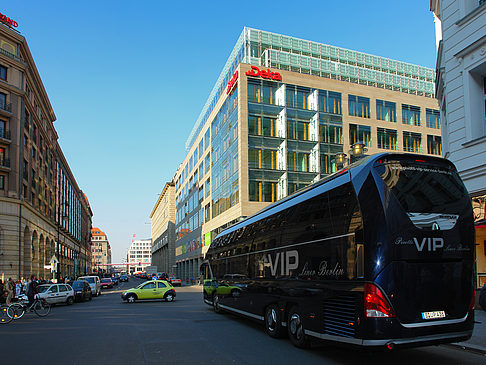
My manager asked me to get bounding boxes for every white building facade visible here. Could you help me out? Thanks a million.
[431,0,486,204]
[126,239,152,274]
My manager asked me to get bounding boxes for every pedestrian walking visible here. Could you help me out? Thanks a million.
[5,278,15,306]
[26,275,38,308]
[15,280,21,297]
[0,279,5,304]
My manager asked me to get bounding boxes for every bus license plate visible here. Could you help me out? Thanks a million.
[422,311,445,320]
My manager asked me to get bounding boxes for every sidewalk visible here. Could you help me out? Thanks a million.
[448,309,486,355]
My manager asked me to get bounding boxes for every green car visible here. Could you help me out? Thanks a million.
[121,280,176,303]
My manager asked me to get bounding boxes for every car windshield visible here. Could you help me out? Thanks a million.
[37,285,50,293]
[101,279,111,283]
[71,282,84,289]
[80,277,95,284]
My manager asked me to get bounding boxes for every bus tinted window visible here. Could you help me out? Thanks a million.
[375,161,467,216]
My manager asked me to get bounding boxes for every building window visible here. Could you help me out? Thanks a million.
[248,80,277,105]
[0,120,5,139]
[249,180,278,202]
[348,95,370,118]
[377,128,398,150]
[287,152,310,172]
[0,175,4,190]
[403,131,422,152]
[287,119,311,140]
[248,115,277,137]
[426,109,440,129]
[0,92,6,111]
[286,85,311,109]
[0,65,6,81]
[318,90,342,114]
[483,76,486,130]
[249,148,278,170]
[376,100,396,122]
[402,104,421,126]
[349,124,371,147]
[427,135,442,155]
[320,154,336,174]
[319,123,342,144]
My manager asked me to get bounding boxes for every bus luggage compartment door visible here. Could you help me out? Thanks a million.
[376,260,473,326]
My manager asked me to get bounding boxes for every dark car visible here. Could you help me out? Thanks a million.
[110,277,119,286]
[68,280,92,302]
[120,275,128,282]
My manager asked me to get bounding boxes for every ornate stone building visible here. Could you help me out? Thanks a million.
[0,17,92,280]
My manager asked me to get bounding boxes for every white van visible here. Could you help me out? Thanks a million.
[78,276,101,296]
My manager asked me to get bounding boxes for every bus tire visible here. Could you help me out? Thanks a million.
[265,304,285,338]
[287,306,310,348]
[213,294,223,314]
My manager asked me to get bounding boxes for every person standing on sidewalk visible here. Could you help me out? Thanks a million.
[5,278,15,305]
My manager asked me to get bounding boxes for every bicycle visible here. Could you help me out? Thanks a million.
[7,294,51,319]
[0,305,12,324]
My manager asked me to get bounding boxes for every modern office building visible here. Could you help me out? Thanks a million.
[126,238,152,274]
[431,0,486,286]
[90,227,111,274]
[0,16,92,280]
[173,27,441,281]
[150,182,176,274]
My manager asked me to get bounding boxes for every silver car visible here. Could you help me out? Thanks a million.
[77,276,101,296]
[36,283,75,305]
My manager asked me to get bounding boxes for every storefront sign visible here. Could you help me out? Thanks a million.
[245,66,281,81]
[0,12,18,28]
[226,70,238,94]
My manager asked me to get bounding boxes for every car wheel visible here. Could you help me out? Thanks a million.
[165,293,174,302]
[265,304,285,338]
[66,296,74,306]
[88,294,92,301]
[287,306,309,348]
[127,294,137,303]
[213,294,223,314]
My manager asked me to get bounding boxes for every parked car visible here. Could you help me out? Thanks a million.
[110,277,119,286]
[121,280,176,303]
[36,283,75,305]
[78,275,101,296]
[101,278,114,289]
[68,280,92,302]
[169,277,181,286]
[120,275,128,282]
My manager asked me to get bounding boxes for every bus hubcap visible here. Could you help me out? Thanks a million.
[290,313,303,339]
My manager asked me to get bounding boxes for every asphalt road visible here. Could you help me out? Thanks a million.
[1,278,485,365]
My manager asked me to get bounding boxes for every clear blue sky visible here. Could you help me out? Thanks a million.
[3,1,438,263]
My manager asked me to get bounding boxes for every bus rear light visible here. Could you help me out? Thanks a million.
[469,290,476,310]
[364,283,396,318]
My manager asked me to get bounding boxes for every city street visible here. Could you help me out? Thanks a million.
[0,278,484,365]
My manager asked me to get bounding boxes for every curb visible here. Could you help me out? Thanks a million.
[442,343,486,356]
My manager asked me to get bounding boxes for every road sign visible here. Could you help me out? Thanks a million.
[50,255,59,265]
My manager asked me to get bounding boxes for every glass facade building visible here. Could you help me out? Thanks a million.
[172,27,441,281]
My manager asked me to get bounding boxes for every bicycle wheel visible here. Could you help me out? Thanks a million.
[0,306,12,324]
[33,299,50,317]
[7,303,25,320]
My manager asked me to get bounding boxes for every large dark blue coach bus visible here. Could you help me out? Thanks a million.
[200,153,475,349]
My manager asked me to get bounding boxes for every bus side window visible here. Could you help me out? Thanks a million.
[357,244,364,278]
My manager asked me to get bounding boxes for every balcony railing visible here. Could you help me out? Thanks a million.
[0,158,10,168]
[0,129,11,140]
[0,102,12,113]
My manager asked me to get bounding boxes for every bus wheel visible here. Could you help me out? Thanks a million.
[287,306,310,348]
[213,294,223,314]
[265,305,285,338]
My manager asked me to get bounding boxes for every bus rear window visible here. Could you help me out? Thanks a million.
[374,160,468,218]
